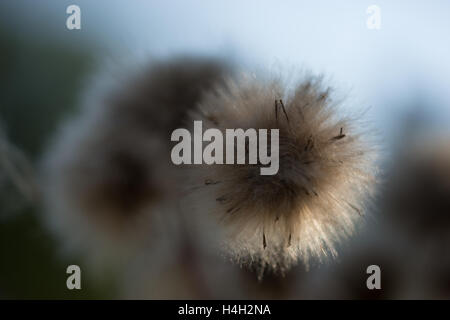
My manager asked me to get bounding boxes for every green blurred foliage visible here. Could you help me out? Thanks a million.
[0,29,92,159]
[0,25,117,298]
[0,208,117,299]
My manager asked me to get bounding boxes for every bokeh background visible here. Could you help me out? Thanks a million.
[1,0,450,299]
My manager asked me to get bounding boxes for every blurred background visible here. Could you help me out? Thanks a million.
[1,0,450,299]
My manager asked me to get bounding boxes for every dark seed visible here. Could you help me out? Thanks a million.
[263,232,267,249]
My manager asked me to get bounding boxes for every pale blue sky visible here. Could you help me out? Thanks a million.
[3,0,450,141]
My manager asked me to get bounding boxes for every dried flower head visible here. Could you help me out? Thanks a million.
[385,136,450,239]
[388,137,450,298]
[188,74,376,274]
[41,57,230,262]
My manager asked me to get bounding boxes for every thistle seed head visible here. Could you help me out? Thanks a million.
[188,74,377,273]
[41,57,230,262]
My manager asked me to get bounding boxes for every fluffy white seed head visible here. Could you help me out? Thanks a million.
[188,74,377,273]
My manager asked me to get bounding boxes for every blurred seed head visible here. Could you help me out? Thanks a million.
[41,57,230,265]
[188,74,377,274]
[381,133,450,298]
[385,136,450,240]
